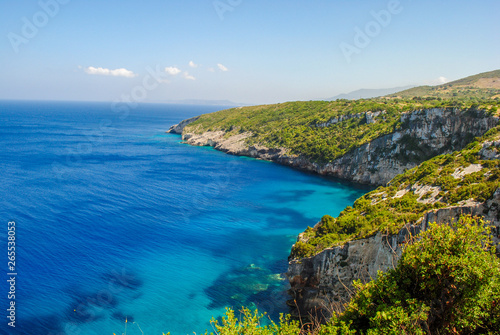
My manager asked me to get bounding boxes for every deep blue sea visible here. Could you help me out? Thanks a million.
[0,100,367,335]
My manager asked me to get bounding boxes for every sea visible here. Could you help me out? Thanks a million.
[0,100,368,335]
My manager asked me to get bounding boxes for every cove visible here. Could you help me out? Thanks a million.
[0,100,368,334]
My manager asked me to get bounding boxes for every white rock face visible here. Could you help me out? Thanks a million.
[167,116,200,134]
[451,164,483,179]
[480,140,500,160]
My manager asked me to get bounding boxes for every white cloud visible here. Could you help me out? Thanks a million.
[84,66,137,78]
[436,76,449,84]
[217,63,228,72]
[183,72,196,80]
[165,66,182,75]
[188,61,198,68]
[426,76,449,85]
[207,67,215,72]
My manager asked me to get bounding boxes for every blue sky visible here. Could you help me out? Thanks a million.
[1,0,499,104]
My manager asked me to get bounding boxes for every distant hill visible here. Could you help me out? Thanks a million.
[388,69,500,99]
[328,86,415,100]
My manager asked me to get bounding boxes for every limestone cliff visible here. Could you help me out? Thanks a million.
[172,108,498,186]
[286,191,500,319]
[167,115,200,134]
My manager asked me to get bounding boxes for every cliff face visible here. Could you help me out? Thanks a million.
[286,192,500,318]
[318,109,497,185]
[174,108,498,186]
[167,116,200,134]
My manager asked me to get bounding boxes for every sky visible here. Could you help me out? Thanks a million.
[0,0,499,105]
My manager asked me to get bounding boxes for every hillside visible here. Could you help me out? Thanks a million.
[388,69,500,99]
[171,98,499,185]
[290,125,500,258]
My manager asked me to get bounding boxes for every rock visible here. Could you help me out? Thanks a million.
[167,116,200,134]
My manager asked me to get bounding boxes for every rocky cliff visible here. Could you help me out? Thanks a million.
[286,132,500,319]
[172,108,498,186]
[167,115,200,134]
[286,191,500,319]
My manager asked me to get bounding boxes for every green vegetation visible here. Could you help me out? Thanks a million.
[185,98,499,163]
[194,217,500,334]
[292,126,500,258]
[205,308,302,335]
[336,216,500,334]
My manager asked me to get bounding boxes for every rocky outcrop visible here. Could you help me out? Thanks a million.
[315,111,383,127]
[286,192,500,319]
[167,116,200,134]
[178,108,498,186]
[182,130,287,159]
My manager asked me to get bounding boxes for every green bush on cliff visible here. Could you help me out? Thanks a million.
[338,216,500,334]
[204,308,301,335]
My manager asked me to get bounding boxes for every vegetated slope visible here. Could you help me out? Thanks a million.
[182,98,499,164]
[388,69,500,99]
[331,216,500,334]
[291,126,500,259]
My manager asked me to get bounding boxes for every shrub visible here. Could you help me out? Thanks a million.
[338,216,500,334]
[205,307,301,335]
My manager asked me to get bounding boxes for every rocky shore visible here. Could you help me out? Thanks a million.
[169,108,498,185]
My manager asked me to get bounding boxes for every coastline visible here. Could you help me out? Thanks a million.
[168,108,499,186]
[167,106,500,320]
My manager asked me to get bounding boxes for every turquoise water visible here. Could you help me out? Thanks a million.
[0,101,368,334]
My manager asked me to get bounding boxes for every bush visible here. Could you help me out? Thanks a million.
[205,307,301,335]
[338,216,500,334]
